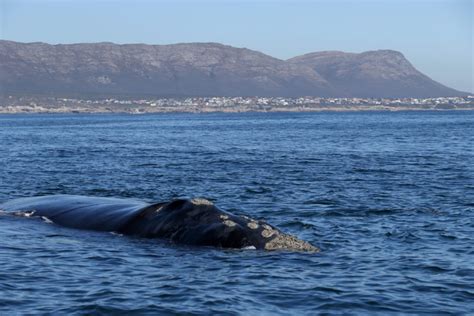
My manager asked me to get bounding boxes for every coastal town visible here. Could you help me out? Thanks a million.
[1,95,473,114]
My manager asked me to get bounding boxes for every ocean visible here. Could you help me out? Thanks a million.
[0,111,473,314]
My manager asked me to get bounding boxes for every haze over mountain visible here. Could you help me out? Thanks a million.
[0,40,466,98]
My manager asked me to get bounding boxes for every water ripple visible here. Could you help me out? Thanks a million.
[0,111,473,314]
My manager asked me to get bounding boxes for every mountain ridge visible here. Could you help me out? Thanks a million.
[0,40,467,98]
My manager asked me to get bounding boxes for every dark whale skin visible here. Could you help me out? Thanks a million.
[0,195,318,252]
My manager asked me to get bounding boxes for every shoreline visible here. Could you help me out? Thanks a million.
[2,95,472,114]
[1,105,473,114]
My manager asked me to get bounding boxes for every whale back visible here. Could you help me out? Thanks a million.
[122,198,318,251]
[0,195,148,232]
[1,195,318,251]
[121,199,263,248]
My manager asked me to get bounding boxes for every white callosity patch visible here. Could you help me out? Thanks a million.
[262,224,273,230]
[247,221,259,230]
[223,220,237,227]
[264,234,319,252]
[220,214,237,227]
[261,228,277,238]
[191,198,213,206]
[261,224,277,238]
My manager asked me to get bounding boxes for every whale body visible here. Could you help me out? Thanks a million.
[0,195,318,252]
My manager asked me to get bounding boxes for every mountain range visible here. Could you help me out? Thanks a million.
[0,40,466,98]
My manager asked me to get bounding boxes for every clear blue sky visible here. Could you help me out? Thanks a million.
[1,0,472,92]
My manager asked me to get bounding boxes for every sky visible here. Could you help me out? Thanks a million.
[1,0,472,93]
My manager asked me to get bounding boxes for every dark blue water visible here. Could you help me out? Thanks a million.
[1,111,473,314]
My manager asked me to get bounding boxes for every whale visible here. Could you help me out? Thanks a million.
[0,195,318,252]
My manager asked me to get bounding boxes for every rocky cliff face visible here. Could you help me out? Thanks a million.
[287,50,462,97]
[0,40,465,98]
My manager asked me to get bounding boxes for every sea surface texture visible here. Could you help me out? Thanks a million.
[0,111,473,314]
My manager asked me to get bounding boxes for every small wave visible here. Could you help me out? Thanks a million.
[45,234,69,238]
[352,167,398,174]
[281,220,315,230]
[455,269,474,277]
[385,230,420,242]
[321,208,400,217]
[321,207,443,217]
[420,264,453,273]
[41,216,54,224]
[244,186,272,194]
[303,198,337,206]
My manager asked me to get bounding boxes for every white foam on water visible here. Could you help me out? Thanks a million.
[9,210,37,217]
[243,245,256,250]
[41,216,54,224]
